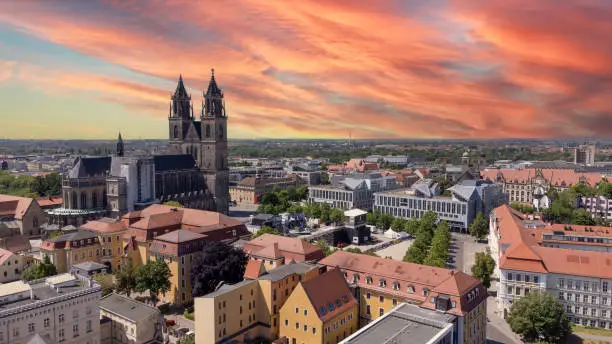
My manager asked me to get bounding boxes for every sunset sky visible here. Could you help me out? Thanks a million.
[0,0,611,140]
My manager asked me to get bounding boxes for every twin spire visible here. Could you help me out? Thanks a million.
[170,69,225,119]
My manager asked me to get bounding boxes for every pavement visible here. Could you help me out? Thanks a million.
[229,203,258,222]
[485,292,523,344]
[375,239,413,260]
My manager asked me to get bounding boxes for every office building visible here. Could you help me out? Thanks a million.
[309,172,397,211]
[575,144,596,166]
[230,175,303,205]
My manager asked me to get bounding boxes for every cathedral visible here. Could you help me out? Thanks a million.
[47,70,230,226]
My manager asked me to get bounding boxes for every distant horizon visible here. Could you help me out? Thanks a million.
[1,1,611,139]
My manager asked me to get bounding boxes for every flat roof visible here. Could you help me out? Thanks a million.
[341,303,455,344]
[203,279,258,298]
[99,293,160,322]
[0,280,31,298]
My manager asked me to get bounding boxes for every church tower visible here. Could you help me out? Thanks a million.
[116,132,124,157]
[200,69,229,214]
[168,75,200,164]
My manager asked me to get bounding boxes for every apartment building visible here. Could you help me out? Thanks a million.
[194,262,322,344]
[374,179,504,232]
[99,293,164,344]
[577,195,612,222]
[242,234,325,271]
[490,204,612,328]
[481,168,603,209]
[575,144,597,165]
[149,229,208,305]
[320,251,487,344]
[0,194,46,237]
[80,217,129,271]
[309,173,397,211]
[41,230,102,273]
[230,175,303,205]
[0,248,22,283]
[0,273,101,344]
[279,269,358,344]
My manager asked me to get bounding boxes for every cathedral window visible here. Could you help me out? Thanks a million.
[206,124,211,138]
[173,125,178,139]
[219,124,224,139]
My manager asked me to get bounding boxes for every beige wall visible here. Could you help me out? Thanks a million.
[100,309,163,344]
[0,254,23,283]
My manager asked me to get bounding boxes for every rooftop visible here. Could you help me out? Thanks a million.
[341,303,455,344]
[259,261,318,282]
[0,194,33,220]
[71,261,108,272]
[300,269,357,322]
[154,229,207,243]
[99,293,160,323]
[203,279,258,298]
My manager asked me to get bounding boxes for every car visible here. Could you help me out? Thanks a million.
[165,319,176,327]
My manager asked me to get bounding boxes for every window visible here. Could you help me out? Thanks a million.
[59,314,65,323]
[393,281,400,290]
[366,276,373,284]
[86,320,92,333]
[366,305,371,314]
[515,287,521,295]
[366,292,371,300]
[295,307,299,314]
[304,324,308,332]
[525,275,530,283]
[516,274,522,282]
[422,288,429,297]
[285,319,288,326]
[295,322,299,329]
[604,297,608,306]
[379,308,384,316]
[44,318,50,328]
[304,309,308,316]
[407,285,415,294]
[379,295,384,303]
[507,273,513,281]
[534,276,539,284]
[392,299,398,306]
[73,324,79,337]
[59,329,64,341]
[313,328,317,334]
[73,310,78,319]
[604,282,609,293]
[28,323,35,333]
[379,279,386,287]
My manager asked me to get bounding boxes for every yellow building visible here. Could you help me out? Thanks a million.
[279,269,358,344]
[41,230,102,273]
[81,218,128,271]
[195,262,321,344]
[149,229,208,306]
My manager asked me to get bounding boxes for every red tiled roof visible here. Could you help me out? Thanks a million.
[244,260,265,279]
[154,229,207,243]
[300,269,357,322]
[81,218,127,233]
[36,196,63,208]
[243,234,324,262]
[0,195,33,220]
[0,248,15,265]
[481,168,603,187]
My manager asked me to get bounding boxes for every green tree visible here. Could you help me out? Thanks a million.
[597,181,612,198]
[286,203,304,215]
[507,291,572,343]
[115,259,137,297]
[178,334,195,344]
[191,242,247,297]
[571,209,595,225]
[424,221,451,268]
[366,212,378,226]
[469,212,488,241]
[330,208,345,225]
[163,201,183,208]
[403,219,419,236]
[471,252,495,288]
[315,241,333,257]
[344,247,379,257]
[253,225,280,238]
[391,217,406,231]
[135,259,172,304]
[261,191,279,206]
[320,204,332,223]
[22,255,57,281]
[376,213,394,230]
[92,273,115,296]
[296,185,309,200]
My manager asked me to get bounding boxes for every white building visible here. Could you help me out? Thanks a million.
[106,157,156,218]
[490,205,612,328]
[308,172,397,210]
[0,273,101,344]
[99,293,165,344]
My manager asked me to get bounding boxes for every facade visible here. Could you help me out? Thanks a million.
[230,175,303,205]
[0,273,101,344]
[340,303,456,344]
[41,230,102,273]
[374,180,504,232]
[575,144,596,165]
[577,195,612,222]
[106,157,156,218]
[0,248,22,283]
[320,251,487,344]
[99,293,164,344]
[242,234,325,271]
[0,195,46,237]
[279,269,358,344]
[194,262,322,344]
[168,71,230,215]
[309,172,398,211]
[343,209,371,245]
[481,168,603,210]
[490,204,612,328]
[149,229,208,305]
[81,218,128,271]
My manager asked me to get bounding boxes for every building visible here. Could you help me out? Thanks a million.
[36,196,63,210]
[194,262,322,344]
[343,209,371,245]
[230,175,303,205]
[99,293,164,344]
[575,144,596,165]
[320,251,487,344]
[242,234,325,271]
[80,218,128,271]
[149,229,208,305]
[70,261,108,277]
[490,204,612,328]
[0,273,101,344]
[577,195,612,222]
[279,269,358,344]
[340,303,456,344]
[168,71,230,214]
[309,172,398,211]
[0,248,22,283]
[327,159,380,174]
[364,155,409,167]
[374,179,504,232]
[0,195,46,237]
[41,230,101,273]
[105,156,156,218]
[481,168,603,210]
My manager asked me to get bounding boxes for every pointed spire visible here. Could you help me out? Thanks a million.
[205,68,222,97]
[173,74,189,99]
[116,131,124,157]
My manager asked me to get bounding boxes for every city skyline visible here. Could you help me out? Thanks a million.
[0,0,611,140]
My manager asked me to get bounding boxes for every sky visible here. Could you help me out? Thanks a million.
[0,0,611,140]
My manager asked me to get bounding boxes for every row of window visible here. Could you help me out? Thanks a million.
[375,196,467,216]
[559,292,611,305]
[506,273,540,284]
[558,279,608,293]
[0,320,92,342]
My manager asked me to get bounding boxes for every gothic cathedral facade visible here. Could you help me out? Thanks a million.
[168,70,229,214]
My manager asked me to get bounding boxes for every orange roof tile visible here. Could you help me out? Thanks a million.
[244,260,265,279]
[300,269,357,322]
[481,168,603,187]
[0,195,33,220]
[81,218,127,233]
[244,234,324,262]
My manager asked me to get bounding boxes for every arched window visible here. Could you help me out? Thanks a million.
[219,124,224,139]
[173,125,178,139]
[80,192,87,209]
[206,124,211,138]
[92,192,97,208]
[194,147,198,161]
[102,190,107,208]
[71,192,77,209]
[33,217,38,228]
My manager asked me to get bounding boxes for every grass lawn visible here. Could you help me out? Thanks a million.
[571,324,612,339]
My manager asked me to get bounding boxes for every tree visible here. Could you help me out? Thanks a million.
[191,242,247,297]
[403,219,419,236]
[115,259,137,297]
[163,201,183,208]
[253,225,280,238]
[507,291,572,343]
[572,209,596,225]
[330,208,345,225]
[471,252,495,288]
[93,273,115,296]
[376,213,394,230]
[22,255,57,281]
[319,204,332,223]
[469,212,488,241]
[424,221,451,268]
[390,217,406,231]
[366,212,378,226]
[344,247,379,257]
[315,241,333,257]
[286,203,304,215]
[178,334,195,344]
[135,259,172,304]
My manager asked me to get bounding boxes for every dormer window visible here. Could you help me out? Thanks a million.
[379,279,386,288]
[393,281,400,290]
[407,285,415,294]
[366,276,373,285]
[352,274,360,283]
[422,288,430,297]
